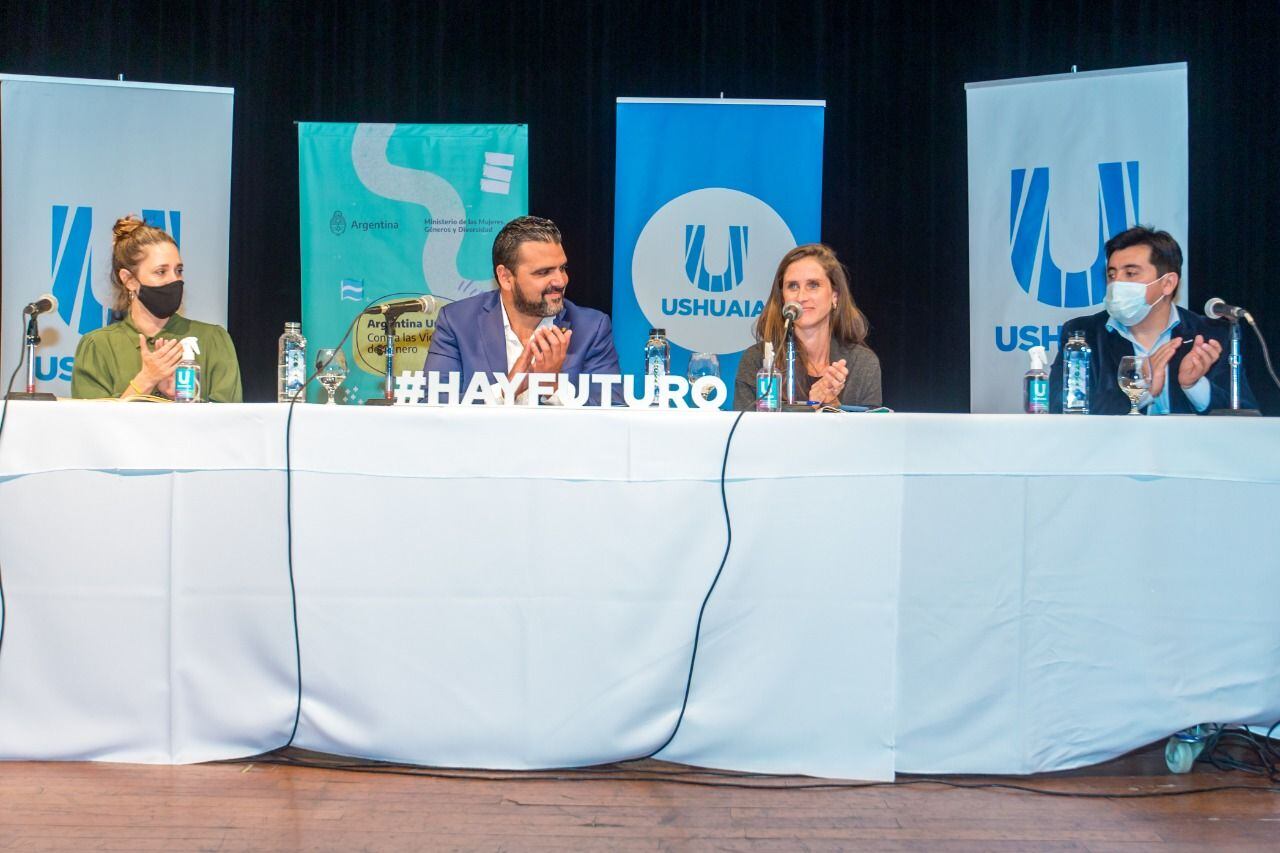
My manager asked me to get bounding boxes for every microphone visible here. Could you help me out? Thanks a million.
[23,294,58,316]
[1204,297,1250,322]
[782,302,802,323]
[364,295,437,315]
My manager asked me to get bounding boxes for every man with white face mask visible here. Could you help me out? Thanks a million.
[1048,226,1256,414]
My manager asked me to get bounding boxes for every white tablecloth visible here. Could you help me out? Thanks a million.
[0,401,1276,779]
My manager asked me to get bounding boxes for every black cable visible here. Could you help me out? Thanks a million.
[1245,316,1280,394]
[0,341,27,443]
[1265,720,1280,766]
[281,395,304,747]
[276,387,747,760]
[1200,724,1280,783]
[644,410,746,759]
[0,326,31,668]
[231,753,1280,799]
[280,292,420,748]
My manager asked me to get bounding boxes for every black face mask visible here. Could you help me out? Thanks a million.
[136,279,184,319]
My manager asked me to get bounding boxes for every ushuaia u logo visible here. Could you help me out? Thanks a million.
[1009,161,1137,308]
[52,206,181,333]
[684,224,748,293]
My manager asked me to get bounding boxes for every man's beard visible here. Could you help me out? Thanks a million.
[513,284,563,318]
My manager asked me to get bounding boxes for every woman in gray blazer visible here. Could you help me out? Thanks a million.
[734,243,881,410]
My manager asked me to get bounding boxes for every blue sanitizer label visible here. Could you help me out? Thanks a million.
[1029,378,1048,410]
[175,365,198,401]
[757,375,779,410]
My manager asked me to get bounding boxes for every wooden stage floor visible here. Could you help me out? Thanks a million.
[0,745,1276,851]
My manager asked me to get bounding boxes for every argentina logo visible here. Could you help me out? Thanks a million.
[632,188,794,354]
[1009,161,1137,309]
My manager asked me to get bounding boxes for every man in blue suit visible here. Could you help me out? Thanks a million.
[424,215,623,404]
[1049,226,1257,414]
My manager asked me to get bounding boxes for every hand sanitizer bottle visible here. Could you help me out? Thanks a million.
[756,342,781,412]
[1024,345,1050,414]
[174,337,202,403]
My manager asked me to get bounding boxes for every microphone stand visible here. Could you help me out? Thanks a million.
[364,306,415,406]
[783,318,798,405]
[1230,320,1243,409]
[6,313,57,401]
[1210,312,1260,416]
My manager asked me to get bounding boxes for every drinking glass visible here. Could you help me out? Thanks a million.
[316,348,348,405]
[1117,355,1150,416]
[687,352,720,401]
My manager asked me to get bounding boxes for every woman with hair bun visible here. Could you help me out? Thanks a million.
[71,215,242,401]
[734,243,881,410]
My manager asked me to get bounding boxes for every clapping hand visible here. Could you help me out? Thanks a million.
[1177,335,1222,389]
[507,326,572,400]
[1145,335,1221,399]
[1145,337,1182,399]
[527,326,571,375]
[809,358,849,405]
[135,335,183,396]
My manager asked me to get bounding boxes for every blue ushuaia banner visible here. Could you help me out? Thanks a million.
[299,123,527,402]
[612,98,825,406]
[966,63,1188,413]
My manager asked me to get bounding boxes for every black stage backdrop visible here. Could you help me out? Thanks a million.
[2,0,1277,413]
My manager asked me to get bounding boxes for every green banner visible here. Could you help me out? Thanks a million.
[299,122,528,402]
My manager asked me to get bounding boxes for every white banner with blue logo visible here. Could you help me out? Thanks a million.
[613,98,825,405]
[966,63,1188,413]
[0,74,233,397]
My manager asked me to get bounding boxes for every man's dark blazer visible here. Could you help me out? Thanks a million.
[423,289,623,405]
[1048,306,1257,414]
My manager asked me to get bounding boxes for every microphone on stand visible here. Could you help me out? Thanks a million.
[23,294,58,316]
[1202,298,1260,416]
[1200,296,1280,411]
[362,295,439,406]
[781,301,802,326]
[1204,297,1250,323]
[363,295,437,316]
[7,294,59,401]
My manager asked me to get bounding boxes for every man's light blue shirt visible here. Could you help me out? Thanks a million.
[1106,305,1211,414]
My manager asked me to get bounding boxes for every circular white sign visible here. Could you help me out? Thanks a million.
[632,188,795,354]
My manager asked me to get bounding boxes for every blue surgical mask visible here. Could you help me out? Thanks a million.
[1104,274,1167,327]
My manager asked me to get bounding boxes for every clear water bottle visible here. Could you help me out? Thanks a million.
[643,328,670,407]
[1024,345,1049,414]
[756,341,781,412]
[1062,331,1091,414]
[278,321,307,402]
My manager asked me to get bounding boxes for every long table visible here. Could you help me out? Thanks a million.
[0,401,1276,780]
